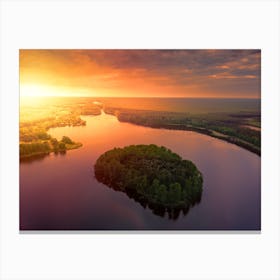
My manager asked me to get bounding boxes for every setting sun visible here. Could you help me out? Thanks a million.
[20,84,57,97]
[20,84,96,97]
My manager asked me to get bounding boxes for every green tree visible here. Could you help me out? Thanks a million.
[169,182,182,203]
[58,142,66,151]
[150,178,160,197]
[158,184,167,203]
[61,136,73,144]
[50,138,58,146]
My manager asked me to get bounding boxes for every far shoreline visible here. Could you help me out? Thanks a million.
[101,109,261,157]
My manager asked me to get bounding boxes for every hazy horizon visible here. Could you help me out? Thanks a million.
[20,96,261,99]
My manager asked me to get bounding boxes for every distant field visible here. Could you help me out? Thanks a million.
[20,96,261,115]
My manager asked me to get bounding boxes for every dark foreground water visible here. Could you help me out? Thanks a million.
[20,111,261,230]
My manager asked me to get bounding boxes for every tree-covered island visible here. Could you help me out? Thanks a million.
[94,144,203,218]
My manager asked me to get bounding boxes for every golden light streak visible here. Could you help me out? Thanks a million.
[20,84,95,97]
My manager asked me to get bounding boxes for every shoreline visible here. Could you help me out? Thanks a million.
[20,142,82,160]
[107,113,261,156]
[19,108,260,161]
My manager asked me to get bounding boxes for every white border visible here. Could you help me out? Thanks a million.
[1,0,279,280]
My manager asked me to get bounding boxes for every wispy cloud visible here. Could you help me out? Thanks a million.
[20,49,261,98]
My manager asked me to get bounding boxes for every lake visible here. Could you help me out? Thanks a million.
[20,110,261,230]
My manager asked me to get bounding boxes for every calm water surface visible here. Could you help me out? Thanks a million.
[20,111,261,230]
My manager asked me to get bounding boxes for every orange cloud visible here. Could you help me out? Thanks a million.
[20,50,261,98]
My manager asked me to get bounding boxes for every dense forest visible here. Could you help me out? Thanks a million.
[94,144,203,217]
[104,107,261,155]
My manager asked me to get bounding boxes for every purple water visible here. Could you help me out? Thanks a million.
[20,112,261,230]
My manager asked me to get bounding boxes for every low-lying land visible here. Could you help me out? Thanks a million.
[20,98,101,159]
[20,136,82,159]
[104,107,261,155]
[19,97,261,159]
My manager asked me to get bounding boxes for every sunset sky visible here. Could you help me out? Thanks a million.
[20,50,261,98]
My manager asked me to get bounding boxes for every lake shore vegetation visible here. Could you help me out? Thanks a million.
[104,107,261,155]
